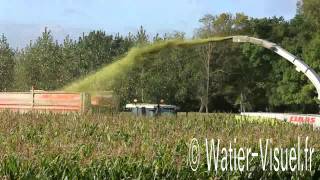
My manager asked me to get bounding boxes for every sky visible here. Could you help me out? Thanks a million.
[0,0,299,48]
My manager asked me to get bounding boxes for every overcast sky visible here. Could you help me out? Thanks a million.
[0,0,299,48]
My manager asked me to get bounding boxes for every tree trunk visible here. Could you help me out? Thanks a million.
[205,46,210,113]
[205,43,213,113]
[198,43,213,113]
[141,68,145,102]
[199,101,204,112]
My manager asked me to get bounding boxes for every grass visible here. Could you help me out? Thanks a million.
[0,111,319,179]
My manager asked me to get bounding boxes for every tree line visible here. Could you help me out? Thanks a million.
[0,0,320,113]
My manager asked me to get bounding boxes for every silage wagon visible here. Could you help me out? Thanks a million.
[0,90,91,113]
[0,89,115,113]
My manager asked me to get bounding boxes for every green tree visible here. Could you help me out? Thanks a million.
[195,13,252,112]
[0,34,15,91]
[19,28,62,90]
[60,35,80,84]
[135,26,149,46]
[267,14,319,113]
[77,31,114,75]
[301,0,320,27]
[76,31,134,77]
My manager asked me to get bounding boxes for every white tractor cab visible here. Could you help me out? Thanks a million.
[125,103,179,116]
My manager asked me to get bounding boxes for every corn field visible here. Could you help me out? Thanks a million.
[0,111,319,179]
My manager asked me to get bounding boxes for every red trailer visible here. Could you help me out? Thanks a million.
[0,90,91,113]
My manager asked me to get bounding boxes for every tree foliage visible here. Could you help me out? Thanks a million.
[0,34,14,91]
[1,0,320,113]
